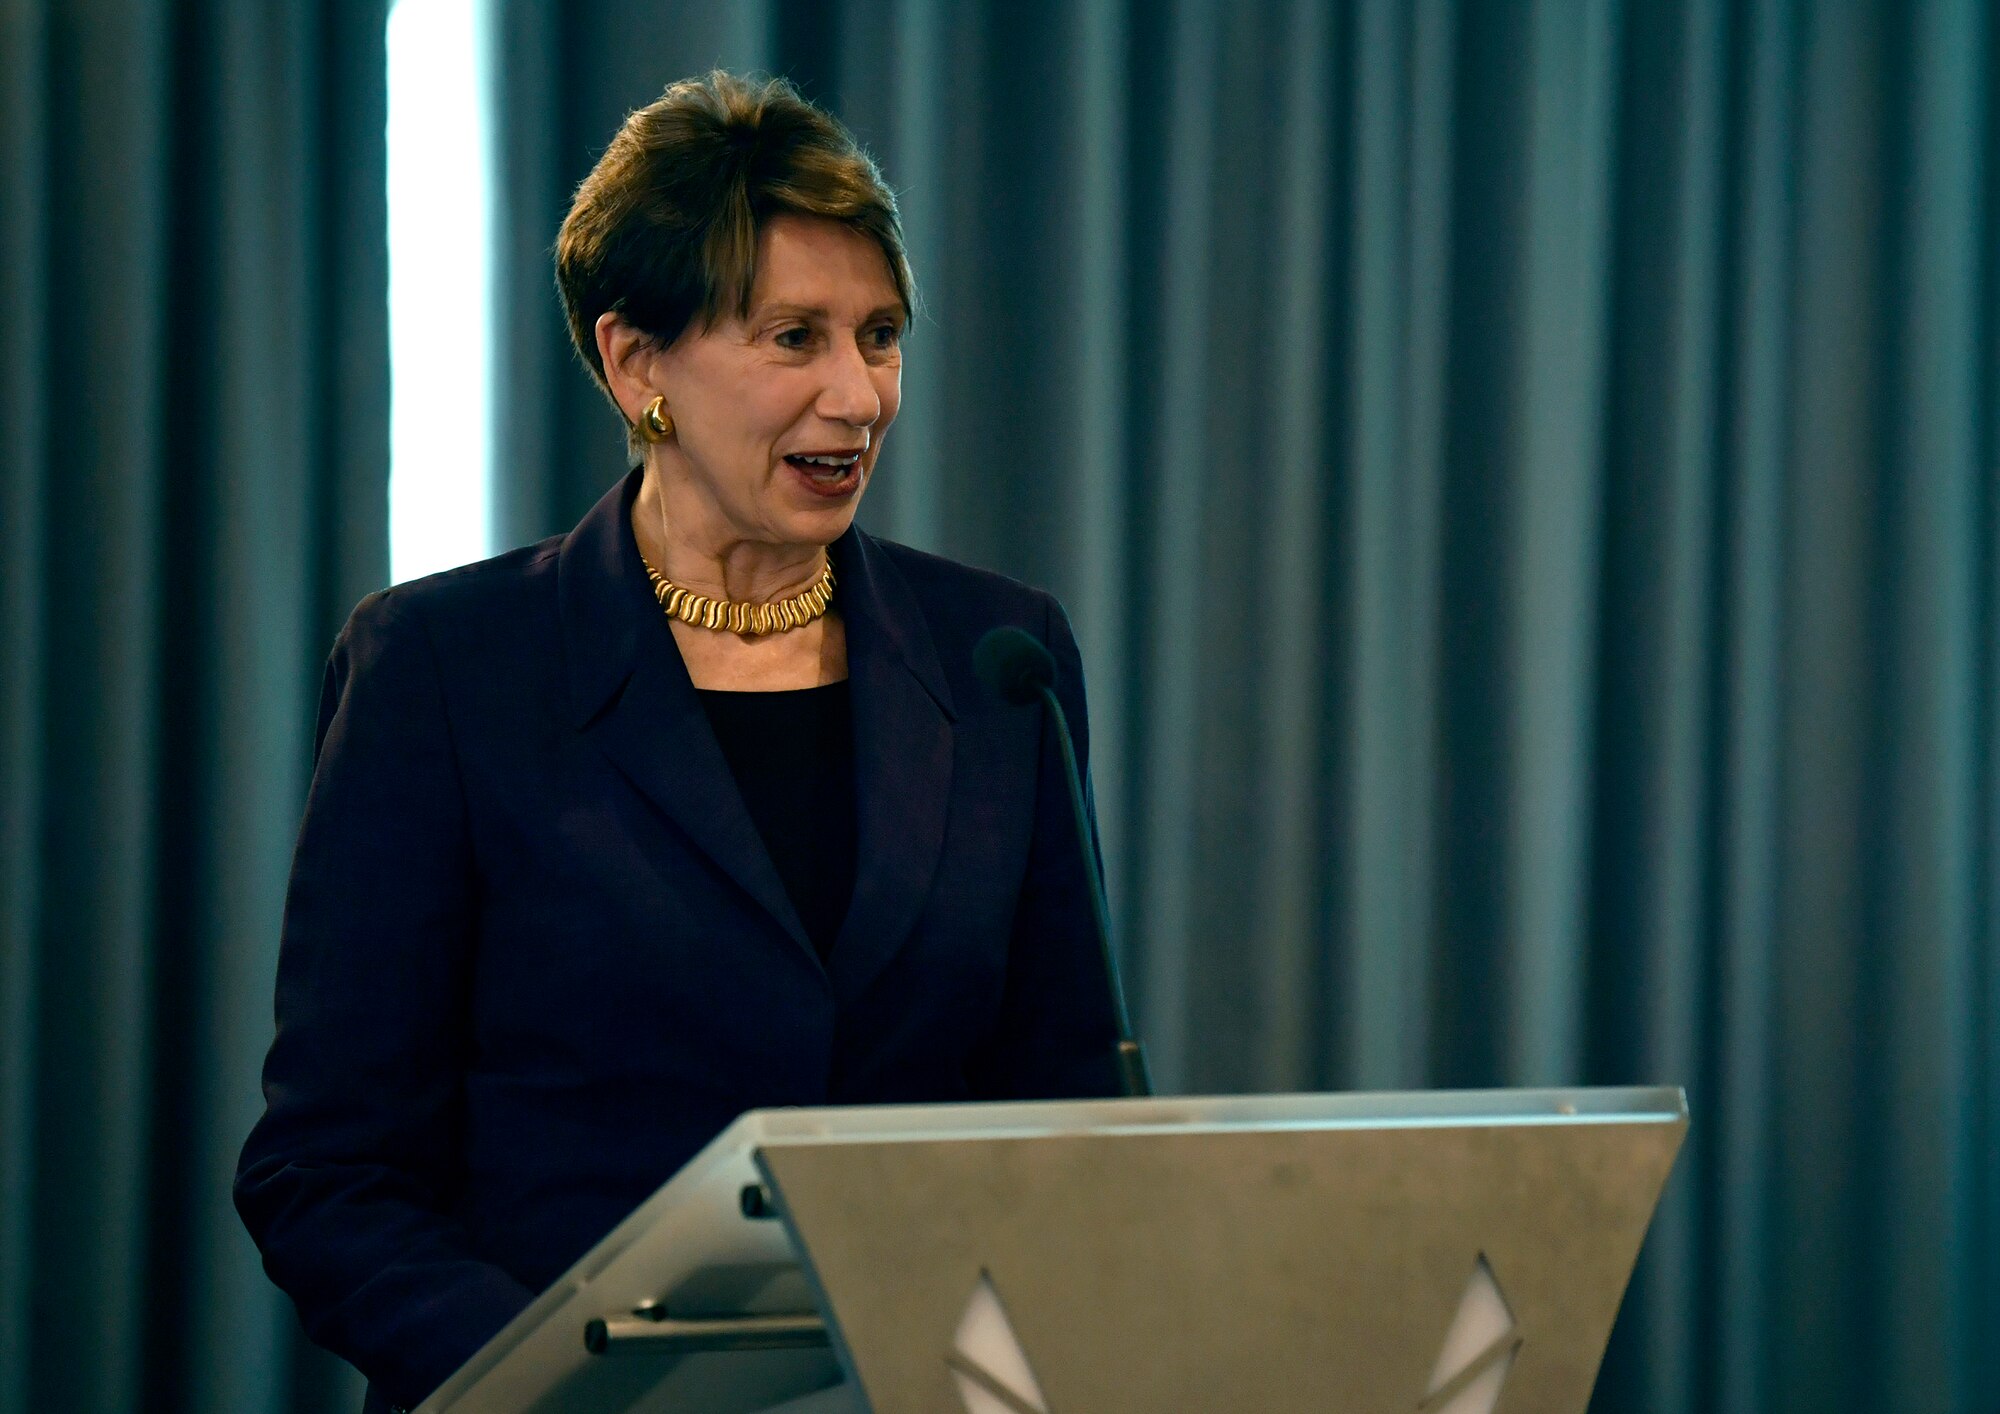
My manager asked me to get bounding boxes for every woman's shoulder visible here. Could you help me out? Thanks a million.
[332,535,567,671]
[861,534,1062,630]
[855,534,1088,709]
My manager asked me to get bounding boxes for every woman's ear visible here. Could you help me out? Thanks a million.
[594,312,661,423]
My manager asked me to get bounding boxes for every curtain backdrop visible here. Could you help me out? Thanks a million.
[1,3,384,1412]
[490,3,1998,1414]
[2,3,1995,1414]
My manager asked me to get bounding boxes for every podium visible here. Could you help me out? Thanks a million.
[417,1087,1686,1414]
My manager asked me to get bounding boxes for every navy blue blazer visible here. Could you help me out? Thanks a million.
[234,471,1122,1409]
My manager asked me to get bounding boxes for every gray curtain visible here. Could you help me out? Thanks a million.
[0,2,384,1411]
[2,2,1993,1412]
[490,3,2000,1413]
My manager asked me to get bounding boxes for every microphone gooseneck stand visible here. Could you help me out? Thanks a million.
[974,626,1152,1098]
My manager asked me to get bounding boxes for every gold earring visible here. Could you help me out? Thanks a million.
[640,395,674,442]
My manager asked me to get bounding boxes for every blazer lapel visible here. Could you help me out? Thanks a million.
[827,528,956,1006]
[557,472,815,965]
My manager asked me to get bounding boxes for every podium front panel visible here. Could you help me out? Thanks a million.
[757,1088,1684,1414]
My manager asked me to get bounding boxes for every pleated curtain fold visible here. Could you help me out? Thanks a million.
[1,3,385,1411]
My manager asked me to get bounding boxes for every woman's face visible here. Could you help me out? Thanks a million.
[653,213,905,550]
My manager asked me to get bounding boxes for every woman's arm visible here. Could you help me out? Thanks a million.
[967,593,1128,1101]
[235,591,534,1409]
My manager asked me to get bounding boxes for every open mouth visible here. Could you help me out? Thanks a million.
[784,450,864,496]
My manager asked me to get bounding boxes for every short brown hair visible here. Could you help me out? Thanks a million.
[555,71,914,440]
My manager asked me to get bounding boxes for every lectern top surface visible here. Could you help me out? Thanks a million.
[726,1084,1685,1152]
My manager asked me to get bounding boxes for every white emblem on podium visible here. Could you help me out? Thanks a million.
[947,1271,1051,1414]
[1418,1254,1521,1413]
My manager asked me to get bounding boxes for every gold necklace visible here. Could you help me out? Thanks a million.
[640,554,836,636]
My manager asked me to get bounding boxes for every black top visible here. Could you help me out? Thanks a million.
[696,680,857,961]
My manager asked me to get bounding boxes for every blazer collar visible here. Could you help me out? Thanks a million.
[823,521,956,1003]
[557,470,955,996]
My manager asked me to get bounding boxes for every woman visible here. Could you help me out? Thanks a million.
[235,72,1123,1412]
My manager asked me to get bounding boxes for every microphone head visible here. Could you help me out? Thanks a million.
[974,626,1057,706]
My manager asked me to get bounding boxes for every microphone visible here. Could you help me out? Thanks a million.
[974,626,1152,1098]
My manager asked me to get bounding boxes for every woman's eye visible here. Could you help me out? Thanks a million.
[868,324,902,349]
[775,326,811,349]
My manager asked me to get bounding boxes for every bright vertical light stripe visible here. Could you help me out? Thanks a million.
[386,0,493,583]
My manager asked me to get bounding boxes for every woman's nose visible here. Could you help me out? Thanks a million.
[817,341,881,426]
